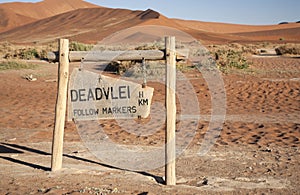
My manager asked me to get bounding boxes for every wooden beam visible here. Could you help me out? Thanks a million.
[165,36,177,186]
[47,49,188,62]
[51,39,69,171]
[48,50,164,62]
[70,50,165,62]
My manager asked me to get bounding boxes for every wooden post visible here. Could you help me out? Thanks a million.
[51,39,69,171]
[165,36,176,185]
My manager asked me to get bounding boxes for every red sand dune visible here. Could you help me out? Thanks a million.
[232,27,300,42]
[0,0,299,44]
[173,19,300,34]
[0,7,36,32]
[172,19,300,44]
[0,7,149,44]
[0,0,98,32]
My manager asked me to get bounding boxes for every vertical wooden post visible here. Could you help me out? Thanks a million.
[165,36,176,185]
[51,39,69,171]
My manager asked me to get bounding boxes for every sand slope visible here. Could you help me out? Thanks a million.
[0,0,299,44]
[0,0,98,32]
[173,19,300,33]
[0,7,36,33]
[232,26,300,42]
[0,7,153,44]
[174,19,300,43]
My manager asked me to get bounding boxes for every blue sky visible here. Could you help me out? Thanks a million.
[0,0,299,25]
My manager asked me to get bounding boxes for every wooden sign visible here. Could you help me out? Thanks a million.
[53,37,177,186]
[68,68,154,121]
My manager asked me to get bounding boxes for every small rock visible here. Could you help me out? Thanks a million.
[197,177,208,186]
[261,148,272,153]
[146,176,156,182]
[38,188,46,193]
[24,74,37,82]
[202,178,208,185]
[235,177,251,182]
[258,124,265,128]
[112,188,119,193]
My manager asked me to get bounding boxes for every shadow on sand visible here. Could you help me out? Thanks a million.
[0,142,165,184]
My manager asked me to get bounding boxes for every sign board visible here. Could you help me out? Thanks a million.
[68,68,154,121]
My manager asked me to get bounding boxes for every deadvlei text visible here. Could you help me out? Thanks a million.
[70,86,131,102]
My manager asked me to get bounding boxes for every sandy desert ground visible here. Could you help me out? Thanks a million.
[0,54,299,194]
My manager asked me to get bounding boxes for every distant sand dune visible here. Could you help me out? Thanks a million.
[0,0,299,44]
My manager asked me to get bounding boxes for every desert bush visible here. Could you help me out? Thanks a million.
[1,41,60,60]
[208,45,251,72]
[19,48,39,59]
[176,62,196,72]
[69,41,93,51]
[214,49,249,72]
[2,46,50,60]
[0,61,38,71]
[209,43,259,55]
[0,41,63,60]
[4,48,40,60]
[0,42,14,58]
[38,49,48,60]
[275,44,300,56]
[135,41,164,50]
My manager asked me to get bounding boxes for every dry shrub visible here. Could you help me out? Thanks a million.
[0,41,93,60]
[135,41,164,50]
[0,61,39,71]
[3,47,48,60]
[69,41,93,51]
[275,44,300,56]
[208,44,252,72]
[0,42,57,60]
